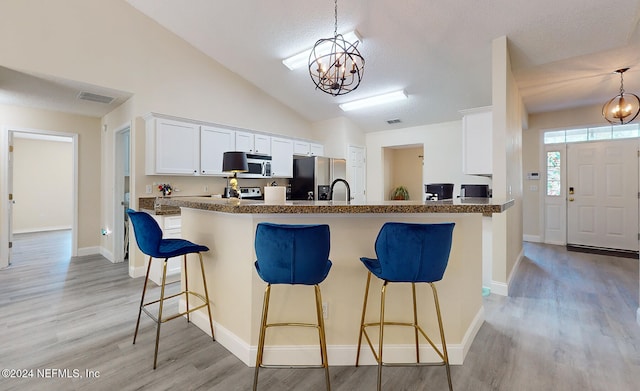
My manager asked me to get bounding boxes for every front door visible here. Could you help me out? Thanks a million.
[567,139,639,251]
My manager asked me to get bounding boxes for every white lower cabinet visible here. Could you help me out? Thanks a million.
[148,214,182,286]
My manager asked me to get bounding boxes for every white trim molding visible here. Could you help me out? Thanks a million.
[183,299,484,367]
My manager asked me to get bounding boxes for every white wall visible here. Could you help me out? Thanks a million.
[366,121,491,202]
[13,137,73,233]
[491,36,524,287]
[312,116,366,158]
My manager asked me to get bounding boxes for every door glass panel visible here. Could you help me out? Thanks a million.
[546,151,561,196]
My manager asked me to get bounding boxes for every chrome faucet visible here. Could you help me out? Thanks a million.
[330,178,351,203]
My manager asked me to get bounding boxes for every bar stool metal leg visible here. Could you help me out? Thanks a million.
[377,281,388,391]
[253,284,271,391]
[412,282,420,363]
[184,254,190,323]
[198,253,215,340]
[355,272,372,367]
[431,283,453,391]
[153,259,168,369]
[133,256,153,344]
[314,285,331,391]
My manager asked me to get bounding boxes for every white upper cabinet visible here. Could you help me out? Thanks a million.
[293,141,324,156]
[462,106,492,176]
[310,143,324,156]
[254,134,271,155]
[200,126,235,175]
[146,117,200,175]
[270,137,294,178]
[235,131,254,153]
[293,141,310,156]
[235,131,271,155]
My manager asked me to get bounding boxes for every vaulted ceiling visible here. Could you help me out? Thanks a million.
[2,1,640,131]
[125,0,640,131]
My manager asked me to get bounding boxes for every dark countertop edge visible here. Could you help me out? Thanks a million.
[157,197,515,215]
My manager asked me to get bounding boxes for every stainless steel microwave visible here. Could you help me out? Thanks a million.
[238,154,272,178]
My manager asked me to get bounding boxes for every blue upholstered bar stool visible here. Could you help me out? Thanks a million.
[253,222,332,391]
[355,222,455,391]
[127,209,215,369]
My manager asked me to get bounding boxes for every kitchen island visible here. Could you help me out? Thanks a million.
[156,197,514,366]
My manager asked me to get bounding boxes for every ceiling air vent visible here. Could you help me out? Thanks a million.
[386,118,402,124]
[77,91,115,104]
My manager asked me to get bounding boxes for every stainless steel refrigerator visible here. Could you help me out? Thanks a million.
[290,156,348,201]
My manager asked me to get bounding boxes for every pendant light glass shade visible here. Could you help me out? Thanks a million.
[602,68,640,125]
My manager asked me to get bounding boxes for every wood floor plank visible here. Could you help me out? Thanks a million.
[1,232,639,390]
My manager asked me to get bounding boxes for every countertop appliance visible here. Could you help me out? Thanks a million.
[460,184,490,198]
[239,186,263,199]
[238,154,272,178]
[425,183,454,201]
[290,156,348,201]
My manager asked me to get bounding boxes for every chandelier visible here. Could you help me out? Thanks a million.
[308,0,364,96]
[602,68,640,125]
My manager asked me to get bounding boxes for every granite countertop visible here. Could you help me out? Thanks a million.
[138,197,181,215]
[157,196,514,216]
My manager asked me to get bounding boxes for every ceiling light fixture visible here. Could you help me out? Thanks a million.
[602,68,640,125]
[282,30,361,71]
[308,0,364,96]
[339,90,408,111]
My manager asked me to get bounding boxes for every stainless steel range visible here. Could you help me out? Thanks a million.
[239,187,263,200]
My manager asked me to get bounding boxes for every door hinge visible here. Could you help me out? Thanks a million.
[8,193,13,201]
[8,241,12,249]
[9,145,13,153]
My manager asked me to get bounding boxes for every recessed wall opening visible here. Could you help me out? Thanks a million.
[382,144,424,201]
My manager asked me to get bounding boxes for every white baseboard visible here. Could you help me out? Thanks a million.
[129,264,147,278]
[182,299,485,367]
[523,234,542,243]
[77,246,100,257]
[545,240,565,246]
[490,247,524,297]
[491,281,508,296]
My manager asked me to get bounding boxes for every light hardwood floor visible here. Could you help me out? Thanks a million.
[1,230,639,390]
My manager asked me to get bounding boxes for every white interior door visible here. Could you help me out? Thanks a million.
[114,126,130,263]
[348,145,366,203]
[544,145,567,245]
[567,139,639,251]
[7,131,14,266]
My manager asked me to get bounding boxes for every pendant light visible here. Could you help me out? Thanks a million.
[308,0,364,96]
[602,68,640,125]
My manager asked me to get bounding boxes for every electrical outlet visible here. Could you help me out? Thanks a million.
[145,185,152,194]
[322,302,328,319]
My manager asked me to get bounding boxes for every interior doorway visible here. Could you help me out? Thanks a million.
[1,128,78,268]
[113,125,131,263]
